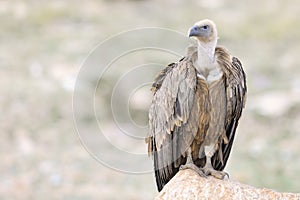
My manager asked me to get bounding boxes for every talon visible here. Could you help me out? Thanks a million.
[179,165,185,170]
[223,172,230,180]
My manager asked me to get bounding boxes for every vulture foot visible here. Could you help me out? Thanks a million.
[179,163,207,177]
[202,167,229,180]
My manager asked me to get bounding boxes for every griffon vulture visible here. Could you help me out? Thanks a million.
[145,19,247,191]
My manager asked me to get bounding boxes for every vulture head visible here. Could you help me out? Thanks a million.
[188,19,218,44]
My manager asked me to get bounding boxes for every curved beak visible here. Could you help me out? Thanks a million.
[188,25,200,37]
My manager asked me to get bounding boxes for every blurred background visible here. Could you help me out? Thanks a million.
[1,0,300,199]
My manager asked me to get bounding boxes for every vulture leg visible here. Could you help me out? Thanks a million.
[203,145,229,179]
[179,148,206,177]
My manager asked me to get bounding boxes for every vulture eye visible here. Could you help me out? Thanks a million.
[202,25,209,30]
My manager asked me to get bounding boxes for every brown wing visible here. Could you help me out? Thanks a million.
[212,47,247,170]
[146,58,201,191]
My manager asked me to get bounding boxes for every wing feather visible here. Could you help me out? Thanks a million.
[146,58,201,191]
[212,47,247,170]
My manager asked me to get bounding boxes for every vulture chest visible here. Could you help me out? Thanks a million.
[196,66,227,146]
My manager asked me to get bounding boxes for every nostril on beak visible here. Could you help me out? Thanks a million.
[190,26,199,33]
